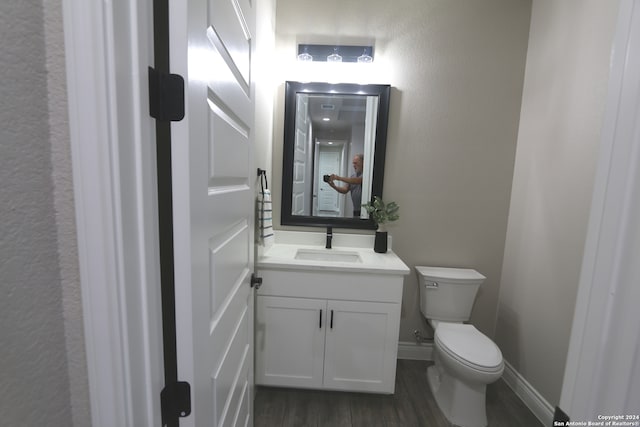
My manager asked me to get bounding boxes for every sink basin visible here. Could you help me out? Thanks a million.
[294,249,362,263]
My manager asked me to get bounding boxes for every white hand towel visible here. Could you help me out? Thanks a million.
[258,189,274,248]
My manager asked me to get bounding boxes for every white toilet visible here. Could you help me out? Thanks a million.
[416,266,504,427]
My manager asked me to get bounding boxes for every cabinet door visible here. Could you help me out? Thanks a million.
[255,296,326,388]
[323,300,400,394]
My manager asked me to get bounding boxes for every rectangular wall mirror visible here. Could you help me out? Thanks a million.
[282,81,391,229]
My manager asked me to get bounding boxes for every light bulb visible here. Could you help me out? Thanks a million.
[297,51,313,62]
[327,47,342,62]
[357,48,373,63]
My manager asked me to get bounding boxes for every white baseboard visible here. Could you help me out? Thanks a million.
[502,360,554,426]
[397,341,434,361]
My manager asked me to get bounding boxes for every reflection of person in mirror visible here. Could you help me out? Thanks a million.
[328,154,363,217]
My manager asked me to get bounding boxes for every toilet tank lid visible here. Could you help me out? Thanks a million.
[415,266,486,282]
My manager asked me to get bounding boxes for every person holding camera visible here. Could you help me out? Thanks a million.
[326,154,363,217]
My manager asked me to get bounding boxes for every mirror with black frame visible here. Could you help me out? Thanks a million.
[281,81,391,229]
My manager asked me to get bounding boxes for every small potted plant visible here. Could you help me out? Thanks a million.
[362,196,399,253]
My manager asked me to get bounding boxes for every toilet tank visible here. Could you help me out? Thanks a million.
[416,266,486,322]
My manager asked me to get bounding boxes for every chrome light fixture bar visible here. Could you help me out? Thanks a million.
[297,44,374,63]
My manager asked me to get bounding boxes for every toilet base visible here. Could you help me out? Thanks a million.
[427,363,489,427]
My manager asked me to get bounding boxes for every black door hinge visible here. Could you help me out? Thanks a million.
[250,273,263,289]
[148,67,185,122]
[161,381,191,425]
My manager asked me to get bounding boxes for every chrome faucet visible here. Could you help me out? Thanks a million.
[326,227,333,249]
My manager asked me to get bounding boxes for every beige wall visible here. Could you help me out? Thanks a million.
[265,0,531,341]
[1,0,88,425]
[495,0,619,406]
[45,0,91,424]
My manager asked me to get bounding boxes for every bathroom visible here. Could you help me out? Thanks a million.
[255,0,617,423]
[3,0,638,426]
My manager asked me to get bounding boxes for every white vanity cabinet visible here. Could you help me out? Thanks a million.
[255,268,403,394]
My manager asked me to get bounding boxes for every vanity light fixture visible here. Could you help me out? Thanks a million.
[297,44,375,63]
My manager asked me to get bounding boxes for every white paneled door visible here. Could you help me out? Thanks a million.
[170,0,256,425]
[316,146,343,216]
[291,96,309,215]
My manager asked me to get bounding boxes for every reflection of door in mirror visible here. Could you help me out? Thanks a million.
[314,142,346,217]
[361,96,379,219]
[291,95,312,215]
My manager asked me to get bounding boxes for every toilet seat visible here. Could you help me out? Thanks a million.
[435,323,503,373]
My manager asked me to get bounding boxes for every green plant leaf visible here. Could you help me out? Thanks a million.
[362,196,400,225]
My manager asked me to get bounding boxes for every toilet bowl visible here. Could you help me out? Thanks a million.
[428,321,504,427]
[416,266,504,427]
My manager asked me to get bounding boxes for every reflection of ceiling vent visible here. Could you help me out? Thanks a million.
[320,104,335,110]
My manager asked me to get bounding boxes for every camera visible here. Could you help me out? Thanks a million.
[323,174,331,183]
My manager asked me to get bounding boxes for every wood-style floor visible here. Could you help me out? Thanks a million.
[254,359,543,427]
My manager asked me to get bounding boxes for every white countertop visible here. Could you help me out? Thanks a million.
[257,231,410,275]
